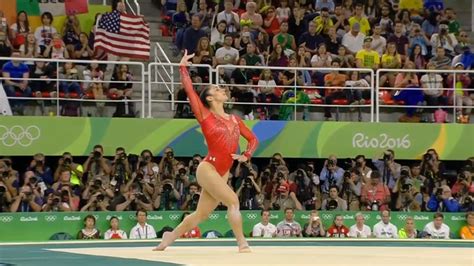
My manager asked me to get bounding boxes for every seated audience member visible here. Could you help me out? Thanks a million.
[2,51,32,114]
[326,214,349,238]
[252,210,277,237]
[77,215,101,240]
[422,212,451,239]
[104,216,128,239]
[129,209,157,239]
[373,210,398,239]
[276,208,303,237]
[303,210,326,237]
[348,212,371,238]
[321,185,348,211]
[460,212,474,239]
[398,216,422,238]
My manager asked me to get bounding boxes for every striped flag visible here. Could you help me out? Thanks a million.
[94,10,150,60]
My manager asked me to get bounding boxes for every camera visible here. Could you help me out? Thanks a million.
[401,184,411,193]
[29,177,38,185]
[458,173,466,180]
[163,183,173,193]
[1,171,8,178]
[96,194,105,202]
[135,173,144,183]
[93,151,102,160]
[0,186,6,194]
[327,199,338,210]
[440,28,447,35]
[93,179,102,189]
[370,200,380,211]
[166,151,174,159]
[192,193,200,202]
[400,169,410,178]
[117,153,127,161]
[192,159,199,165]
[277,172,284,179]
[35,160,43,168]
[355,161,362,168]
[178,168,187,176]
[244,177,252,185]
[52,197,60,205]
[343,171,351,179]
[61,190,69,198]
[327,159,336,167]
[383,153,391,161]
[63,157,72,165]
[138,160,147,168]
[272,202,280,210]
[423,153,433,162]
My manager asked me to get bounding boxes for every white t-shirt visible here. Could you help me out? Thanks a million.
[349,224,372,238]
[371,35,387,56]
[252,222,277,238]
[373,221,398,239]
[104,229,128,240]
[420,74,443,96]
[34,25,58,47]
[129,223,157,239]
[423,222,450,239]
[215,46,239,64]
[342,32,365,54]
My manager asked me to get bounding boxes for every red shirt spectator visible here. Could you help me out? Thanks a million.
[327,215,349,238]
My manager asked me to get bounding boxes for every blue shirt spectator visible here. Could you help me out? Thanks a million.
[319,157,344,193]
[315,0,335,12]
[427,186,461,212]
[176,15,206,55]
[372,151,401,190]
[1,52,32,113]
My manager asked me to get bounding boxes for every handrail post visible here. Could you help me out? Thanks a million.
[375,69,380,122]
[293,67,297,121]
[56,61,60,117]
[452,70,457,123]
[141,64,145,118]
[370,70,374,122]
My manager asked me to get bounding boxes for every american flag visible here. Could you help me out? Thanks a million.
[94,10,150,60]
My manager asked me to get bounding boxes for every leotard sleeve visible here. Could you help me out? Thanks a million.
[237,118,259,159]
[180,66,210,122]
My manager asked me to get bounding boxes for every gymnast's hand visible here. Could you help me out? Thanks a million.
[180,49,195,67]
[232,154,248,163]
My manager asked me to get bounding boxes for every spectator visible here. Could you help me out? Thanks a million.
[159,147,179,178]
[356,37,380,69]
[322,185,348,211]
[398,216,421,238]
[334,45,355,68]
[427,185,461,212]
[422,212,450,239]
[268,43,289,67]
[408,24,430,58]
[43,33,69,59]
[276,208,303,237]
[342,22,365,54]
[326,214,349,238]
[393,168,421,212]
[262,6,280,36]
[311,43,333,68]
[210,20,227,50]
[429,46,452,70]
[372,150,401,191]
[451,169,471,200]
[276,1,291,24]
[313,7,334,36]
[379,42,401,87]
[447,63,472,120]
[109,64,133,98]
[129,209,157,239]
[361,170,391,211]
[272,21,297,53]
[340,168,362,210]
[180,182,201,211]
[315,0,335,12]
[298,21,325,56]
[77,215,101,240]
[430,23,457,57]
[271,175,303,211]
[370,24,387,56]
[387,22,409,60]
[452,46,474,70]
[59,62,82,97]
[348,212,372,238]
[373,210,398,238]
[303,210,325,237]
[34,12,57,52]
[323,59,347,120]
[26,153,53,186]
[235,31,253,57]
[420,62,445,111]
[377,4,394,38]
[181,212,202,238]
[104,216,128,239]
[74,32,94,60]
[325,27,340,55]
[257,68,278,118]
[216,0,239,34]
[10,185,42,212]
[2,51,32,115]
[454,31,472,54]
[349,4,370,35]
[444,8,460,36]
[237,172,261,210]
[0,174,13,212]
[460,212,474,239]
[41,190,66,212]
[409,44,426,70]
[215,34,239,68]
[194,0,213,32]
[177,15,206,55]
[29,59,56,103]
[9,11,30,49]
[0,159,18,198]
[331,6,350,39]
[344,71,371,106]
[83,145,112,181]
[0,31,12,63]
[319,154,345,195]
[240,2,264,34]
[354,155,372,183]
[62,15,81,57]
[154,175,181,210]
[252,210,277,237]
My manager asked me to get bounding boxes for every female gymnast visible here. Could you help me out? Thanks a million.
[153,50,258,252]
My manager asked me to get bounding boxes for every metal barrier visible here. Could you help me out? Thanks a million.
[0,57,146,118]
[125,0,141,15]
[375,68,474,123]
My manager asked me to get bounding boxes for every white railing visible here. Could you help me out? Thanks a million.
[375,68,474,122]
[125,0,141,15]
[152,43,173,117]
[0,57,146,118]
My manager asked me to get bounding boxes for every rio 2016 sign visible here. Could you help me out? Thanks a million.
[353,133,411,149]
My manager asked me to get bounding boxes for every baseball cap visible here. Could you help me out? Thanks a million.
[277,182,289,193]
[439,24,448,29]
[364,37,373,43]
[455,62,465,68]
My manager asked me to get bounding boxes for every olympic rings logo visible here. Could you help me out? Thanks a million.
[0,216,14,223]
[44,215,57,222]
[169,214,181,221]
[0,125,40,147]
[246,213,258,220]
[321,214,333,220]
[363,214,371,220]
[398,215,408,221]
[208,214,219,220]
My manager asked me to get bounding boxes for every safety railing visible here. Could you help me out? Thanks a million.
[151,43,173,117]
[148,63,374,121]
[0,57,146,118]
[125,0,141,15]
[375,68,474,123]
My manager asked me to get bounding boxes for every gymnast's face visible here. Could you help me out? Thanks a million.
[206,85,228,104]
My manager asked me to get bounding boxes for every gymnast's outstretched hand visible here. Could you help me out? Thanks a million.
[231,154,248,163]
[180,49,195,67]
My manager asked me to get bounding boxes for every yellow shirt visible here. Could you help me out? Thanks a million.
[349,16,371,35]
[381,54,401,68]
[460,225,474,239]
[356,49,380,69]
[399,0,423,11]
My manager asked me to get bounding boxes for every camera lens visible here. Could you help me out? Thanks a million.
[0,186,6,193]
[163,183,173,192]
[93,151,101,159]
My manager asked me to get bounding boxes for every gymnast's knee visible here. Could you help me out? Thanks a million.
[194,210,211,221]
[226,196,240,212]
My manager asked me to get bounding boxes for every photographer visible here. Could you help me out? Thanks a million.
[236,173,261,210]
[181,182,201,211]
[319,155,345,196]
[340,168,362,211]
[53,152,83,186]
[430,23,457,56]
[0,176,13,212]
[27,153,54,186]
[159,147,179,178]
[136,149,159,184]
[267,153,286,171]
[174,162,190,207]
[114,183,153,211]
[80,191,110,211]
[322,185,347,211]
[303,210,325,237]
[271,175,303,211]
[361,170,391,211]
[0,159,18,197]
[83,145,112,180]
[233,158,258,188]
[23,171,46,202]
[153,175,181,210]
[82,177,114,208]
[427,185,461,212]
[410,163,428,192]
[420,149,446,185]
[451,168,471,200]
[10,185,42,212]
[354,155,372,184]
[110,147,133,187]
[42,190,72,212]
[187,154,202,182]
[372,150,401,191]
[393,167,421,211]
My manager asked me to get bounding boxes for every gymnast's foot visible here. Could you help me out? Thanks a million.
[153,232,175,251]
[238,240,251,253]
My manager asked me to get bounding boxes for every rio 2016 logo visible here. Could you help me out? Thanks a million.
[352,133,411,149]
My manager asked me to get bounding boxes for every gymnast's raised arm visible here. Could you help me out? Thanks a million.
[179,50,210,123]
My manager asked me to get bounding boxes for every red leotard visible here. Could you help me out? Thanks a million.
[180,66,258,176]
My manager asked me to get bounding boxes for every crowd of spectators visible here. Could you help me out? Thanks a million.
[0,3,137,117]
[165,0,474,122]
